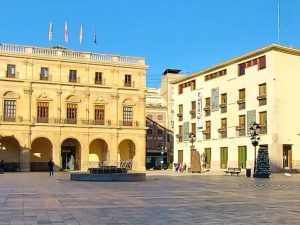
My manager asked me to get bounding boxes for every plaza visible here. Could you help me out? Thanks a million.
[0,171,299,224]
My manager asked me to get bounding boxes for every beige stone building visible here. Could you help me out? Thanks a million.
[0,43,148,172]
[172,44,300,173]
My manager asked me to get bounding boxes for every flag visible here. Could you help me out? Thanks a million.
[48,20,53,42]
[93,27,97,44]
[64,21,68,43]
[79,24,83,44]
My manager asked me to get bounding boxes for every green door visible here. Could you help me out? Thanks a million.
[204,148,211,169]
[220,147,228,169]
[238,146,247,169]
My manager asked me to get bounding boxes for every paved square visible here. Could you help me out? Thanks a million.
[0,171,299,224]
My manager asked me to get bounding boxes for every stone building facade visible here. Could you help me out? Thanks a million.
[0,43,148,172]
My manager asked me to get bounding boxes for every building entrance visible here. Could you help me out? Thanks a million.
[283,144,292,171]
[61,147,75,170]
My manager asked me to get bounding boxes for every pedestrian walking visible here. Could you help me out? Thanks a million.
[48,159,54,176]
[0,159,4,174]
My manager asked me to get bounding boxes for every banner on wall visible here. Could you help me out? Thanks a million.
[196,91,203,131]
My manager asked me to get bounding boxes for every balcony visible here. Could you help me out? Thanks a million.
[2,116,22,123]
[177,113,183,121]
[257,95,267,106]
[6,71,19,78]
[190,110,196,119]
[37,117,49,123]
[176,134,183,142]
[219,103,227,113]
[123,81,135,88]
[95,79,106,85]
[202,130,211,140]
[204,107,211,116]
[236,126,245,137]
[259,124,267,134]
[40,74,52,81]
[0,43,146,66]
[237,99,245,110]
[66,118,77,124]
[218,128,227,138]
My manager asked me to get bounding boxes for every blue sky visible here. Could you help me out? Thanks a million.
[0,0,299,87]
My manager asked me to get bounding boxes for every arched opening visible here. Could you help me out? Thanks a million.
[61,138,81,171]
[118,139,135,170]
[30,137,53,171]
[89,139,108,167]
[0,136,20,171]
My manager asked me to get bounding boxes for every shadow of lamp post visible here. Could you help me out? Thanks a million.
[250,122,260,177]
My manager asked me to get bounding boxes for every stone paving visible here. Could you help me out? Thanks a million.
[0,170,300,224]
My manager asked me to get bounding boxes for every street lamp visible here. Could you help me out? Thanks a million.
[161,146,165,170]
[250,122,260,177]
[189,133,195,150]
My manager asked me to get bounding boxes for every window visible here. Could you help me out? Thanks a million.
[258,56,266,69]
[258,83,267,105]
[190,80,196,90]
[7,64,16,78]
[4,100,16,122]
[221,118,227,129]
[220,147,228,169]
[238,89,246,110]
[178,104,183,121]
[40,67,49,80]
[191,123,196,136]
[67,103,77,124]
[259,83,266,96]
[221,93,227,104]
[238,63,245,76]
[238,146,247,169]
[203,121,211,140]
[204,97,211,116]
[123,106,133,126]
[124,74,132,87]
[157,115,163,120]
[191,101,196,118]
[259,111,267,134]
[147,129,153,135]
[220,93,227,113]
[204,148,211,169]
[95,105,105,125]
[157,129,163,135]
[205,69,227,81]
[37,102,49,123]
[69,70,77,83]
[95,72,102,84]
[236,115,245,137]
[178,84,183,94]
[239,89,245,100]
[178,150,183,163]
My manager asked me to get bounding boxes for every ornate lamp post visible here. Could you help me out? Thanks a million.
[160,146,165,170]
[189,133,195,150]
[250,122,260,177]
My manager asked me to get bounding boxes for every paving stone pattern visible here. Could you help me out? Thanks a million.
[0,171,300,224]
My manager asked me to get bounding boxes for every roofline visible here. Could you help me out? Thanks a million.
[146,116,173,133]
[170,44,300,84]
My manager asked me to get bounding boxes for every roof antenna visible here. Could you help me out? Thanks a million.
[277,2,280,44]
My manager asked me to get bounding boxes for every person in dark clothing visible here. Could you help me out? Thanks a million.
[48,159,54,176]
[0,160,4,174]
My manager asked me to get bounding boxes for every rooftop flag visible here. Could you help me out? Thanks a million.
[79,24,83,44]
[64,21,68,43]
[48,20,53,42]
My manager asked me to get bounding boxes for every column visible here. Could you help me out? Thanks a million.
[109,134,119,166]
[23,84,33,122]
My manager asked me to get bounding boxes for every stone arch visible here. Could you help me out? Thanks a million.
[118,139,136,170]
[61,138,81,171]
[30,137,53,171]
[0,136,21,171]
[88,139,108,167]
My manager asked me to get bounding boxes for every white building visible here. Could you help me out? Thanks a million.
[172,44,300,173]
